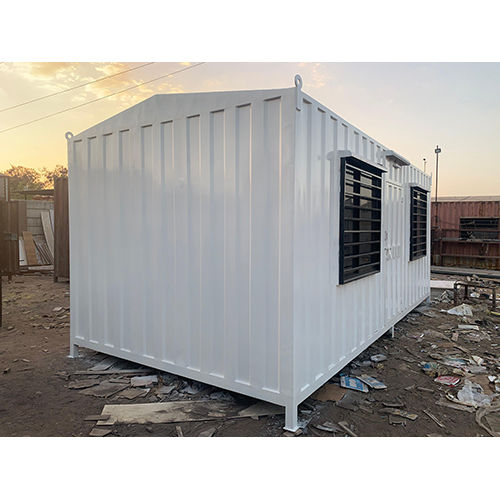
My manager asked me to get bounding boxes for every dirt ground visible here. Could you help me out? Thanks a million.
[1,273,499,437]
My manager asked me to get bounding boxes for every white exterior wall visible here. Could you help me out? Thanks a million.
[69,88,296,408]
[292,88,431,408]
[68,81,431,430]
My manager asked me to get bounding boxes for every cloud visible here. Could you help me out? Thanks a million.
[0,62,87,93]
[0,62,192,112]
[308,63,333,89]
[28,62,77,78]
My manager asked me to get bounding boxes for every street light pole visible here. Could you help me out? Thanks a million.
[434,145,441,226]
[423,158,427,174]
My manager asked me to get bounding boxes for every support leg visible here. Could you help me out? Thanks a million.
[68,343,79,358]
[390,325,395,339]
[284,404,299,432]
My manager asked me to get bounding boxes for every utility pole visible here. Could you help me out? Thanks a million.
[434,145,441,226]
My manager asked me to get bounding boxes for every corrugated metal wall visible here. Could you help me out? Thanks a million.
[69,89,296,406]
[431,200,500,269]
[292,92,431,401]
[69,84,431,425]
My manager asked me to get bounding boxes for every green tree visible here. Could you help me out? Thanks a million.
[40,164,68,188]
[3,165,44,198]
[2,165,68,199]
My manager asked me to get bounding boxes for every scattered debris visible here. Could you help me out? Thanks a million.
[471,355,484,366]
[421,361,441,377]
[434,376,461,386]
[370,354,387,363]
[89,427,112,437]
[356,374,387,390]
[3,367,11,374]
[209,391,235,402]
[99,400,284,425]
[84,414,112,422]
[130,375,158,387]
[80,381,129,398]
[311,383,348,402]
[117,387,150,400]
[75,369,153,376]
[156,385,176,396]
[382,400,404,408]
[441,358,467,369]
[314,422,341,433]
[237,401,284,418]
[337,421,358,437]
[335,391,360,411]
[389,415,407,426]
[283,428,303,437]
[198,427,216,437]
[475,399,500,437]
[446,304,473,317]
[417,386,434,393]
[457,380,492,408]
[176,425,184,437]
[423,409,446,428]
[89,356,120,372]
[95,416,117,426]
[457,324,479,331]
[67,380,100,390]
[181,382,204,395]
[380,408,418,421]
[340,376,369,393]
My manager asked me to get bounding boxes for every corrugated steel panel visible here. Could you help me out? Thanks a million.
[68,79,431,431]
[431,200,500,269]
[69,88,296,409]
[292,92,431,408]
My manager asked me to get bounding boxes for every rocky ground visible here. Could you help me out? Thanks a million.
[0,273,499,437]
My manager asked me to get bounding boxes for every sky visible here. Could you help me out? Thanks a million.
[0,61,499,196]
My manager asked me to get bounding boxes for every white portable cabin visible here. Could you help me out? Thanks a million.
[67,75,431,431]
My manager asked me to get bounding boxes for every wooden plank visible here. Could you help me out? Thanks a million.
[74,369,153,375]
[19,239,27,266]
[16,200,27,233]
[40,210,54,259]
[22,231,38,266]
[89,355,120,371]
[54,177,69,280]
[101,400,284,425]
[1,201,20,274]
[27,265,54,271]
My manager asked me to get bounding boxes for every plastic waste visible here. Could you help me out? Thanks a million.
[457,379,492,408]
[446,304,473,317]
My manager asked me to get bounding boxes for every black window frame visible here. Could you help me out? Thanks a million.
[410,186,428,261]
[459,217,499,240]
[339,156,383,285]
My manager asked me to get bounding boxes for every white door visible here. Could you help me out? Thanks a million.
[383,180,404,324]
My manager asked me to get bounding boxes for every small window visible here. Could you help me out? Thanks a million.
[410,186,428,261]
[339,156,383,284]
[459,217,499,240]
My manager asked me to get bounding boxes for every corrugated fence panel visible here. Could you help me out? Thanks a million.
[431,200,500,269]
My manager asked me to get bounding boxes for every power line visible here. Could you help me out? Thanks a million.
[0,62,206,135]
[0,62,155,113]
